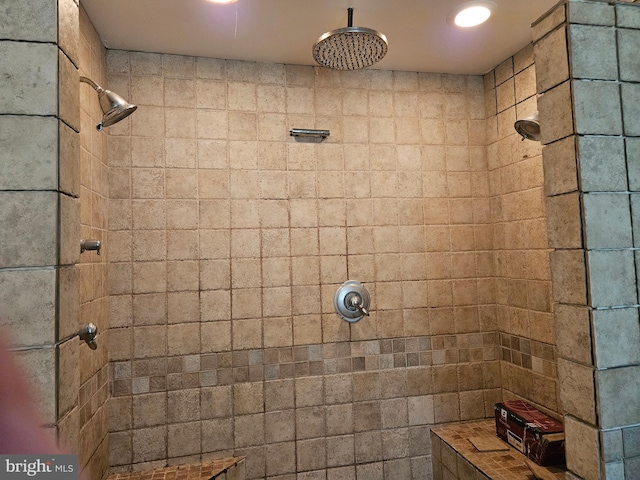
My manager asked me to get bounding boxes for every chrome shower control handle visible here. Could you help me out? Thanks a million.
[334,280,371,323]
[347,294,369,316]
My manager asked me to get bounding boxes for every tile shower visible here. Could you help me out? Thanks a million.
[104,48,498,478]
[2,1,640,479]
[102,28,553,477]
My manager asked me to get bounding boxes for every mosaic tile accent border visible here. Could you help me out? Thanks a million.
[111,334,498,396]
[499,333,556,377]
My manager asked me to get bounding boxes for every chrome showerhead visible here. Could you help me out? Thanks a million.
[313,7,388,70]
[80,76,137,131]
[514,112,540,142]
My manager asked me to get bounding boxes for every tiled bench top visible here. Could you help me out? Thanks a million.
[106,457,245,480]
[431,420,566,480]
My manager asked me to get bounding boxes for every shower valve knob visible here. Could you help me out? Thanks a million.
[347,294,369,316]
[334,280,371,323]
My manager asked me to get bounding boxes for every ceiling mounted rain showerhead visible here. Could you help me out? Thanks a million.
[313,7,388,71]
[514,112,540,142]
[80,76,137,131]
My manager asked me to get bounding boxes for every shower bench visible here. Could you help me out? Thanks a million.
[431,419,565,479]
[106,456,245,480]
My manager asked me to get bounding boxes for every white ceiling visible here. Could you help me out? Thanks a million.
[80,0,559,75]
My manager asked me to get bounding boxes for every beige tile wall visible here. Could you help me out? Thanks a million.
[59,5,111,480]
[535,1,640,478]
[484,47,556,415]
[0,1,109,478]
[105,51,500,477]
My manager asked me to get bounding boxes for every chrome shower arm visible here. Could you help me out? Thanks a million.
[7,323,98,352]
[79,76,105,94]
[58,323,98,349]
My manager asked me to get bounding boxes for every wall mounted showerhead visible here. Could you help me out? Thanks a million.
[78,323,98,350]
[514,112,540,141]
[313,7,388,70]
[80,76,137,131]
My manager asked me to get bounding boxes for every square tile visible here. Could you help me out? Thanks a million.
[545,193,582,248]
[565,415,601,480]
[532,3,566,42]
[569,1,615,25]
[592,308,640,368]
[618,29,640,82]
[558,358,596,423]
[543,136,578,196]
[0,41,57,115]
[0,116,58,190]
[573,80,622,136]
[534,25,569,93]
[549,249,587,305]
[617,4,640,29]
[0,191,58,268]
[588,250,636,307]
[622,83,640,137]
[0,0,57,42]
[578,136,627,192]
[539,81,574,144]
[555,304,591,365]
[597,365,640,428]
[569,24,617,80]
[583,193,632,249]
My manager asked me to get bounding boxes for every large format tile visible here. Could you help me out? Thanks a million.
[577,136,627,192]
[0,0,57,42]
[0,191,58,268]
[539,81,574,144]
[597,365,640,428]
[617,3,640,29]
[549,249,587,305]
[592,308,640,369]
[555,304,591,365]
[14,348,56,424]
[545,193,582,249]
[565,415,601,480]
[582,194,632,249]
[0,116,58,190]
[58,0,79,66]
[573,80,622,136]
[587,250,637,308]
[622,83,640,137]
[0,41,57,115]
[569,25,617,80]
[0,268,56,347]
[534,25,569,93]
[569,1,615,26]
[618,29,640,82]
[558,358,596,424]
[543,136,578,196]
[59,49,80,131]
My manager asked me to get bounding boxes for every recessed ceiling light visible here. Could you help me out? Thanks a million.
[205,0,238,4]
[449,1,496,28]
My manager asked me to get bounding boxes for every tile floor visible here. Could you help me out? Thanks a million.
[106,457,245,480]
